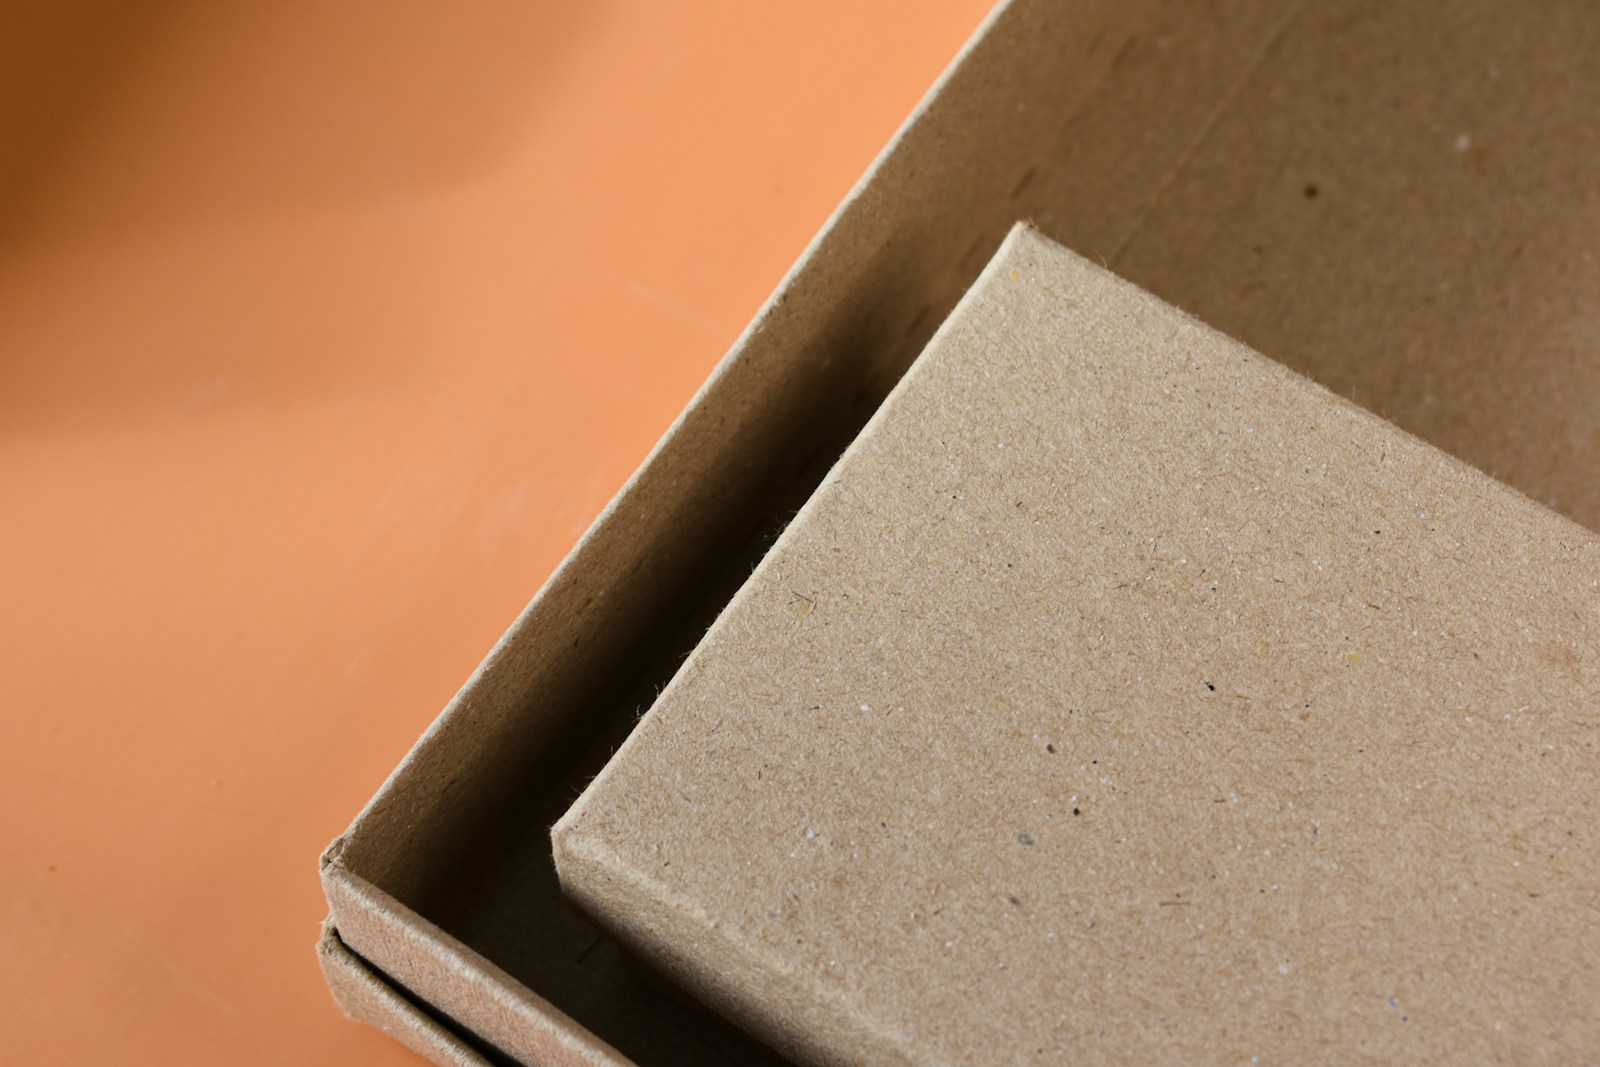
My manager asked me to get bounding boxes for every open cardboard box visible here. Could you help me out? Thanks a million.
[318,0,1600,1063]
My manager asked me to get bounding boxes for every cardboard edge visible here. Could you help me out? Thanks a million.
[317,921,492,1067]
[550,828,916,1067]
[322,840,634,1067]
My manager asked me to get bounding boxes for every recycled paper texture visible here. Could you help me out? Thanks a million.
[555,227,1600,1066]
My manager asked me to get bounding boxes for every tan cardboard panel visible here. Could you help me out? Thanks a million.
[555,227,1600,1066]
[1107,0,1600,530]
[317,924,493,1067]
[323,855,636,1067]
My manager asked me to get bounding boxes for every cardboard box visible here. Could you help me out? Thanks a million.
[553,225,1600,1064]
[320,1,1600,1063]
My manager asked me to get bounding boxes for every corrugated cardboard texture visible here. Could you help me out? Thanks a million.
[325,0,1600,1061]
[555,226,1600,1066]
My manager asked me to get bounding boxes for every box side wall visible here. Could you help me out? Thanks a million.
[551,832,912,1067]
[323,853,634,1067]
[318,923,494,1067]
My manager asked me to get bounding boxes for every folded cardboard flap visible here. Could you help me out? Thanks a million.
[317,923,492,1067]
[322,844,635,1067]
[554,225,1600,1065]
[321,0,1600,1062]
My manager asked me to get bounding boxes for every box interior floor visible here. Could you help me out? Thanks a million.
[321,1,1600,1063]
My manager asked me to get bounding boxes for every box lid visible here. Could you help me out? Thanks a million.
[555,225,1600,1065]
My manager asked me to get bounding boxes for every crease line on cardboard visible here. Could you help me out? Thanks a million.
[1107,0,1312,266]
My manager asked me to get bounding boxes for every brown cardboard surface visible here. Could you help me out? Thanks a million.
[554,226,1600,1066]
[1106,0,1600,531]
[322,0,1600,1062]
[317,924,495,1067]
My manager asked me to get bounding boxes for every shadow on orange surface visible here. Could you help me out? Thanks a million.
[0,2,991,1062]
[2,2,600,240]
[0,1,602,434]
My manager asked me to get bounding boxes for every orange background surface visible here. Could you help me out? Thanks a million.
[0,2,992,1062]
